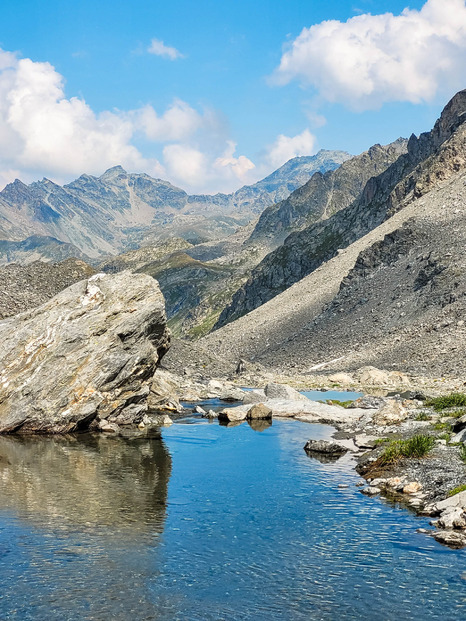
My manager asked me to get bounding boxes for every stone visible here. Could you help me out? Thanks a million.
[247,403,273,420]
[243,390,266,405]
[373,400,408,426]
[0,272,170,433]
[361,486,381,496]
[436,507,466,530]
[349,396,386,410]
[265,383,309,402]
[194,405,207,415]
[328,372,354,385]
[403,482,423,495]
[304,439,348,455]
[431,490,466,514]
[148,369,182,413]
[218,405,249,423]
[386,477,407,491]
[98,421,121,434]
[356,366,392,386]
[354,434,378,449]
[204,409,218,419]
[219,387,246,402]
[433,530,466,548]
[452,415,466,433]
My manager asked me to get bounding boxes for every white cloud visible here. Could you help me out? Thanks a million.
[135,99,202,141]
[214,141,255,182]
[0,47,314,195]
[147,38,184,60]
[163,144,207,188]
[0,50,164,183]
[272,0,466,110]
[266,129,317,168]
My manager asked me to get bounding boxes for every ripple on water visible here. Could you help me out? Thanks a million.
[0,417,464,620]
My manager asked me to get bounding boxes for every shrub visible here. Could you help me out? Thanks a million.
[460,444,466,464]
[415,411,431,421]
[425,393,466,411]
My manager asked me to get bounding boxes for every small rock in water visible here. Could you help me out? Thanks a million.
[247,403,273,420]
[338,484,349,489]
[194,405,206,415]
[303,439,348,455]
[361,486,381,496]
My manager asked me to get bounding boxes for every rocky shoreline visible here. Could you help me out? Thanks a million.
[157,370,466,550]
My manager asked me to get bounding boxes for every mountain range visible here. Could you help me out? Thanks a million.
[0,150,350,262]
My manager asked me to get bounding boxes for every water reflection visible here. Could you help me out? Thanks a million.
[0,433,171,532]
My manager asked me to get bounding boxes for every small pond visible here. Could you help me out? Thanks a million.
[0,395,464,620]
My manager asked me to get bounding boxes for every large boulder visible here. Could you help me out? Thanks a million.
[0,272,170,433]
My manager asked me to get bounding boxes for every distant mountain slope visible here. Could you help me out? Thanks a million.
[0,151,350,260]
[215,90,466,329]
[201,168,466,379]
[0,235,90,266]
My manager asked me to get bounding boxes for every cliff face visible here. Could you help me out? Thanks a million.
[215,90,466,329]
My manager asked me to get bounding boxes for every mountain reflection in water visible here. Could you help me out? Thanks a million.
[0,433,173,620]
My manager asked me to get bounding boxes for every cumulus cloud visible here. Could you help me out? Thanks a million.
[135,99,202,141]
[266,129,317,168]
[214,141,255,181]
[147,38,184,60]
[0,47,314,195]
[272,0,466,110]
[0,50,165,183]
[163,144,207,187]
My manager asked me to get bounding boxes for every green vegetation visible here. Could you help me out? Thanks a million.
[415,411,431,421]
[440,409,466,419]
[447,484,466,497]
[433,420,453,432]
[425,393,466,411]
[460,444,466,464]
[374,438,390,446]
[375,435,436,467]
[326,399,353,408]
[438,432,452,443]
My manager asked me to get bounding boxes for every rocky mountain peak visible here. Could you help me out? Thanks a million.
[99,165,128,181]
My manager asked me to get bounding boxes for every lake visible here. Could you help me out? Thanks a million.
[0,411,465,620]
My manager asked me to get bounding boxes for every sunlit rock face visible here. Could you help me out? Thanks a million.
[0,271,170,433]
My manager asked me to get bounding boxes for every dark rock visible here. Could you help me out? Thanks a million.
[304,439,348,455]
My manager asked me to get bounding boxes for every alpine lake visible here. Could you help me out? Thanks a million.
[0,391,465,620]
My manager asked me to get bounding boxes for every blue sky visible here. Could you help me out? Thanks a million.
[0,0,464,193]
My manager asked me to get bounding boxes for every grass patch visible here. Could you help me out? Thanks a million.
[374,438,390,446]
[448,484,466,497]
[441,409,466,419]
[425,393,466,411]
[433,420,453,432]
[460,444,466,464]
[375,434,436,467]
[326,399,353,408]
[415,411,431,421]
[438,432,452,443]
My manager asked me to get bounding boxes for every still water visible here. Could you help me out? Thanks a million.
[0,413,465,620]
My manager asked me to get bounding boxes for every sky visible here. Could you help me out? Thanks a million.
[0,0,465,194]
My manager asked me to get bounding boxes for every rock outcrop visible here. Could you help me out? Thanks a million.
[0,272,170,433]
[216,90,466,329]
